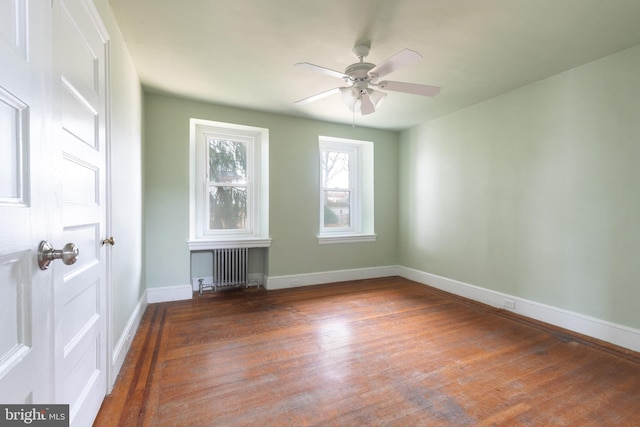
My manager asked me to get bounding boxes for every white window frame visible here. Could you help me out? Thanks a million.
[318,136,376,244]
[189,119,270,250]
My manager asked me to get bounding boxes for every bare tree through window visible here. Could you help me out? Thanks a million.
[321,150,351,228]
[208,138,248,230]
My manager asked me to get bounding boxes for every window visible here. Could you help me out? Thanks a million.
[189,119,270,249]
[318,136,375,244]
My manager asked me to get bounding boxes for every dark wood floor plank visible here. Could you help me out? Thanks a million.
[95,277,640,426]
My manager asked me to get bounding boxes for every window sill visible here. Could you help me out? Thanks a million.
[187,238,271,250]
[317,234,377,245]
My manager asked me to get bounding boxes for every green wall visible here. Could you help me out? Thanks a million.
[144,93,398,287]
[399,45,640,329]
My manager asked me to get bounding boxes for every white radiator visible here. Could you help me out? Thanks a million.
[211,247,248,291]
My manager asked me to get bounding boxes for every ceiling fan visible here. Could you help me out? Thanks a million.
[294,44,441,115]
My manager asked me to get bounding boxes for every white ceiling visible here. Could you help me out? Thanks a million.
[109,0,640,131]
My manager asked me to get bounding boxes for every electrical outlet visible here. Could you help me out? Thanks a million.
[291,279,301,286]
[503,298,516,310]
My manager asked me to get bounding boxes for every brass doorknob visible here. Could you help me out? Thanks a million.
[101,236,115,246]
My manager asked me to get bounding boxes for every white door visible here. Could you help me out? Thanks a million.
[0,1,109,424]
[52,1,109,426]
[0,0,55,405]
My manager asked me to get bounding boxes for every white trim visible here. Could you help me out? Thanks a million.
[146,284,193,303]
[110,291,147,390]
[398,266,640,353]
[189,118,269,242]
[143,266,640,353]
[317,234,376,245]
[187,237,271,250]
[318,136,374,239]
[84,0,110,42]
[103,37,115,398]
[266,265,398,290]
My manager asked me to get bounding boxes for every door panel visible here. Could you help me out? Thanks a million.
[0,0,53,406]
[53,1,109,425]
[0,0,28,60]
[0,250,33,404]
[0,89,28,205]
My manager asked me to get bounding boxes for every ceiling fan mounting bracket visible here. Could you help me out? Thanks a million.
[352,44,370,59]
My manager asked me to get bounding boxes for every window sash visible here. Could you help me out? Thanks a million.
[207,137,248,185]
[206,183,249,232]
[322,189,352,229]
[204,136,252,234]
[319,140,360,235]
[192,122,263,240]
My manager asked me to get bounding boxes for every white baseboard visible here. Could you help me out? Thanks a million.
[152,266,640,353]
[146,284,193,303]
[266,265,398,290]
[398,266,640,353]
[110,291,147,390]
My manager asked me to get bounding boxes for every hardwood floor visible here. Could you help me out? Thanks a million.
[95,277,640,426]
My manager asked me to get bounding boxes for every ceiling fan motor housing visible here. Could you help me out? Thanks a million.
[345,62,376,84]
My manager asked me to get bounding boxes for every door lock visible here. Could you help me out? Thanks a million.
[37,241,79,270]
[101,236,115,246]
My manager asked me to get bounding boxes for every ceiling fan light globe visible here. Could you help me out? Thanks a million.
[341,87,358,106]
[367,88,387,107]
[351,98,362,113]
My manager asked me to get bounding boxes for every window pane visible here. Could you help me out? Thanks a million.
[209,186,247,230]
[323,190,350,228]
[208,137,247,184]
[321,151,350,189]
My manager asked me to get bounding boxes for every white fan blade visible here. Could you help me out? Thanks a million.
[294,62,349,80]
[379,80,441,97]
[294,87,342,105]
[360,92,375,115]
[368,49,422,80]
